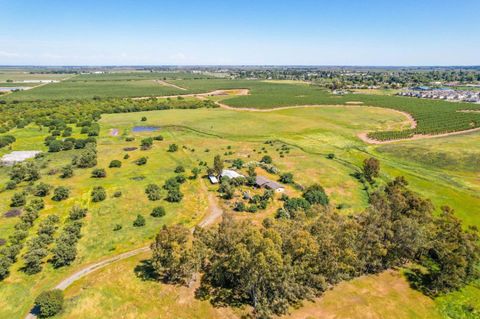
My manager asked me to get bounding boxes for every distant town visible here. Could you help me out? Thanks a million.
[398,86,480,103]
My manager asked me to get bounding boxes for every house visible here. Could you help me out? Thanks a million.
[255,176,285,193]
[221,169,244,179]
[1,151,41,166]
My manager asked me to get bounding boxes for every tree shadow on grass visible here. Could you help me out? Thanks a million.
[134,259,160,282]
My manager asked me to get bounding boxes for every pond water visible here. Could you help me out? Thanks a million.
[132,126,159,132]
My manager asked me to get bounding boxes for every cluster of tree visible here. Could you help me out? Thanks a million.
[145,183,161,201]
[276,184,329,219]
[9,162,41,184]
[150,176,479,318]
[229,67,480,88]
[163,176,184,202]
[22,215,60,274]
[0,134,15,148]
[234,188,274,213]
[0,97,216,135]
[46,136,96,153]
[50,206,87,268]
[0,198,44,280]
[140,137,154,150]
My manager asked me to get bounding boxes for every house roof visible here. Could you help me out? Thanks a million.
[255,175,284,190]
[221,169,244,179]
[208,175,219,184]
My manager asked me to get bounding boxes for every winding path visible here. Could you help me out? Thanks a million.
[24,182,223,319]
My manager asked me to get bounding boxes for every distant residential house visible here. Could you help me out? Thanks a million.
[255,175,285,192]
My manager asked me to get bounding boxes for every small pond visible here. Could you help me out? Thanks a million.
[132,126,159,132]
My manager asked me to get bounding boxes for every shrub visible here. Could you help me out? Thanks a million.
[91,168,106,178]
[113,224,122,231]
[145,184,161,201]
[168,144,178,152]
[48,140,63,152]
[133,215,146,227]
[113,191,122,198]
[136,157,148,165]
[140,137,154,150]
[52,187,69,201]
[91,186,106,202]
[327,153,335,159]
[141,116,147,121]
[279,172,294,184]
[69,206,88,220]
[151,206,166,217]
[166,188,183,202]
[60,165,74,179]
[125,136,135,142]
[33,183,51,198]
[5,180,17,190]
[123,154,130,159]
[29,198,45,211]
[174,165,185,173]
[10,192,26,207]
[261,155,273,164]
[153,135,164,141]
[109,160,122,168]
[34,289,64,318]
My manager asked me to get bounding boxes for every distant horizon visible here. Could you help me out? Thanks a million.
[1,65,480,68]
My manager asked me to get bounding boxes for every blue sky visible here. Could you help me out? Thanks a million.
[1,0,479,65]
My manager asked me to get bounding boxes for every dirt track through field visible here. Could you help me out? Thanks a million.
[24,180,223,319]
[154,80,187,91]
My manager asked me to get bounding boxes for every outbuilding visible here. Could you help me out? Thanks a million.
[255,175,285,193]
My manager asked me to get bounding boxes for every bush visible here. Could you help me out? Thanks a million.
[153,135,164,141]
[168,144,178,152]
[136,157,148,165]
[166,188,183,202]
[33,183,51,198]
[60,165,74,179]
[141,116,147,121]
[69,206,88,220]
[141,137,154,150]
[109,160,122,168]
[151,206,166,217]
[123,154,130,159]
[34,289,64,318]
[48,140,63,152]
[91,168,106,178]
[327,153,335,159]
[52,187,70,201]
[279,172,294,184]
[113,191,122,198]
[10,192,26,207]
[145,184,161,201]
[125,136,135,142]
[261,155,273,164]
[91,186,106,202]
[113,224,122,231]
[5,180,17,190]
[174,165,185,173]
[133,214,146,227]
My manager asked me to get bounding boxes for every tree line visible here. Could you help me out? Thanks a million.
[150,176,479,318]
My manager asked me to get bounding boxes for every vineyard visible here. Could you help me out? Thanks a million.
[352,95,480,140]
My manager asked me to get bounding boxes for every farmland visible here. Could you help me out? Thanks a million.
[0,100,479,318]
[0,73,479,319]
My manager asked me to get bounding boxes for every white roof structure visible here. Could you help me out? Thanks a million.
[221,169,244,179]
[1,151,41,166]
[208,175,219,184]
